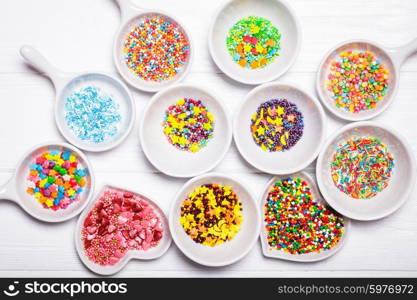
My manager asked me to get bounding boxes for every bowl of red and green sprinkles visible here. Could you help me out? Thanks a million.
[169,173,261,266]
[234,82,326,174]
[113,1,192,92]
[316,122,416,221]
[209,0,301,84]
[316,40,399,121]
[260,172,349,262]
[139,84,232,178]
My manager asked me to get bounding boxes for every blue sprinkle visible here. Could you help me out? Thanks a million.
[65,86,122,144]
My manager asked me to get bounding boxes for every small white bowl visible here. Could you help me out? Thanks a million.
[209,0,301,84]
[316,38,417,121]
[260,172,349,262]
[113,0,193,92]
[169,173,261,267]
[0,142,94,223]
[234,82,326,174]
[75,184,171,275]
[139,84,232,178]
[316,121,416,221]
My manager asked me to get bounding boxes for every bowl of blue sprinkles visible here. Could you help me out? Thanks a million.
[56,73,136,152]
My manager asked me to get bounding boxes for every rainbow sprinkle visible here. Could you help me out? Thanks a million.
[123,15,190,82]
[330,136,394,199]
[162,98,214,152]
[326,50,389,113]
[265,177,344,254]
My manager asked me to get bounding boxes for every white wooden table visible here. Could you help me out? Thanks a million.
[0,0,416,277]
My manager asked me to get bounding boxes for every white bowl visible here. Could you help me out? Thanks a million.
[316,40,397,122]
[316,121,416,221]
[234,82,326,174]
[209,0,301,84]
[113,2,194,92]
[139,84,232,178]
[75,184,171,275]
[0,142,94,223]
[260,172,349,262]
[169,173,261,267]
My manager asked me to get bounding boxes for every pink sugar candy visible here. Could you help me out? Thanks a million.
[81,188,164,266]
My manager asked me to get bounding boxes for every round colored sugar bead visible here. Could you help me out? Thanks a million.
[123,15,190,82]
[326,50,389,113]
[26,149,88,210]
[251,98,303,152]
[264,177,345,254]
[82,188,164,266]
[65,86,121,143]
[330,136,394,199]
[162,98,215,152]
[226,16,281,69]
[180,184,243,247]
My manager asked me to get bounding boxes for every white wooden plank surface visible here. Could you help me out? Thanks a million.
[0,0,416,277]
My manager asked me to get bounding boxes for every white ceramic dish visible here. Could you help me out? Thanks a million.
[75,184,171,275]
[316,121,416,221]
[316,38,417,121]
[113,0,193,92]
[234,82,326,174]
[20,46,135,152]
[140,84,232,178]
[0,142,94,223]
[260,172,349,262]
[209,0,301,84]
[169,173,261,267]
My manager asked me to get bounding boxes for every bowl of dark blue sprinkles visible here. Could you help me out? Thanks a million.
[234,82,326,174]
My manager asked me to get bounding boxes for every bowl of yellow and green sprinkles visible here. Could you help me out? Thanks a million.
[139,84,232,178]
[260,172,349,262]
[169,173,261,266]
[209,0,301,84]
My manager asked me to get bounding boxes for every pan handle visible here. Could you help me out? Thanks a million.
[20,45,69,92]
[114,0,143,23]
[387,38,417,67]
[0,178,19,204]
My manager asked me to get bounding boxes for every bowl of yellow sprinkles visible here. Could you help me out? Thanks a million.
[169,173,261,266]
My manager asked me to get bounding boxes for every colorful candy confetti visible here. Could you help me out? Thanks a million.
[330,136,394,199]
[251,98,303,152]
[26,149,88,210]
[226,16,281,69]
[123,15,190,81]
[326,50,389,113]
[65,86,121,144]
[180,184,243,247]
[82,188,164,266]
[162,98,214,152]
[265,177,344,254]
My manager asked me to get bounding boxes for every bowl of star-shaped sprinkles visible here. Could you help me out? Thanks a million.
[169,173,261,266]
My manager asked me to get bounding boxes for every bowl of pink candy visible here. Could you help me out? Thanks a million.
[75,185,171,275]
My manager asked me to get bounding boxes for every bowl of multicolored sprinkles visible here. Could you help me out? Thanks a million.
[140,84,232,177]
[0,142,94,223]
[317,38,417,121]
[209,0,301,84]
[234,82,326,174]
[260,172,349,262]
[316,121,416,220]
[113,0,192,92]
[169,173,260,267]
